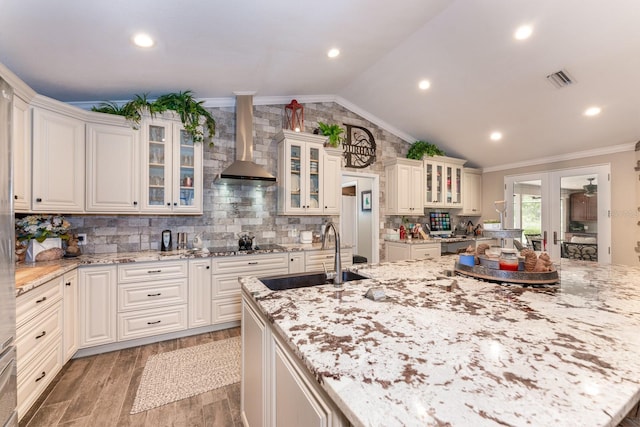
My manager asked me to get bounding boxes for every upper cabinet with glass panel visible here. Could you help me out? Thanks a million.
[424,156,465,208]
[141,118,203,214]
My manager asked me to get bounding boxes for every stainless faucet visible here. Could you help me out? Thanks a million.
[322,221,342,286]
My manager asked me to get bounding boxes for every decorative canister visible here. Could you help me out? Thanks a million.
[499,248,519,271]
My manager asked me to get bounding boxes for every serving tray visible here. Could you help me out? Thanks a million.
[454,261,559,285]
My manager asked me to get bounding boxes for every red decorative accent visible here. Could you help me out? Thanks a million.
[284,99,304,132]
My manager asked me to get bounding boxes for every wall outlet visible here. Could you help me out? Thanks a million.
[77,233,87,246]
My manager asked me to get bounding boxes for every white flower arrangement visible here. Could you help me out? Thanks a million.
[15,214,71,242]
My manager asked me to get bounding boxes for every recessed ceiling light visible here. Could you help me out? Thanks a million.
[514,25,533,40]
[327,48,340,58]
[133,33,154,48]
[490,131,503,141]
[584,106,601,116]
[418,80,431,90]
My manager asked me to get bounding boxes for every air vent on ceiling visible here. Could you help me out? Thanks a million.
[546,69,575,88]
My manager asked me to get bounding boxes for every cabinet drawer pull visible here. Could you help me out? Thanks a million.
[147,293,162,297]
[36,296,47,304]
[248,262,258,265]
[65,282,71,287]
[35,371,46,382]
[147,270,162,274]
[36,197,42,202]
[35,331,46,339]
[147,320,161,325]
[325,255,333,259]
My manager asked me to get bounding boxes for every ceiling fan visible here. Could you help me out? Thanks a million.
[583,178,597,197]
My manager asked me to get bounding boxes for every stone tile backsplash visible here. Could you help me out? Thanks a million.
[58,101,411,256]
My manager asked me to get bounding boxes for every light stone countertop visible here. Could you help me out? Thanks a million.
[240,256,640,427]
[14,244,354,296]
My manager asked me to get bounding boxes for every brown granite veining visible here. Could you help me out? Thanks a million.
[241,257,640,427]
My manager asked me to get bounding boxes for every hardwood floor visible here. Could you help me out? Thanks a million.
[19,324,640,427]
[20,328,242,427]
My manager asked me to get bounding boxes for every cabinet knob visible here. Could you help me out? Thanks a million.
[36,197,42,202]
[133,201,138,206]
[206,266,210,269]
[173,202,177,206]
[166,203,171,206]
[14,195,18,200]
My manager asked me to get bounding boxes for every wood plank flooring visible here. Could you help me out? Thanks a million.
[20,328,241,427]
[18,325,640,427]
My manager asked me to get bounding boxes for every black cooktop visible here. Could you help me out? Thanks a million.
[208,244,287,254]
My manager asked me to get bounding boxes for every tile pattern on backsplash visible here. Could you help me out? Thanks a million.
[53,101,416,257]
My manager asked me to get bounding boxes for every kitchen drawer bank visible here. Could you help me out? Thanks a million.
[16,246,353,357]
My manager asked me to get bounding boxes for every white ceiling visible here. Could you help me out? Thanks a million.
[1,0,639,169]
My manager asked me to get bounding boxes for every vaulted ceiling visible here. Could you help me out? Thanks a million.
[1,0,639,169]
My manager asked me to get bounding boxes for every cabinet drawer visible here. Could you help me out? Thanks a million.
[213,266,288,298]
[16,276,63,328]
[17,338,63,420]
[118,261,188,283]
[413,245,441,259]
[117,305,187,341]
[212,297,241,324]
[212,254,288,274]
[305,250,353,272]
[117,279,188,312]
[16,302,63,373]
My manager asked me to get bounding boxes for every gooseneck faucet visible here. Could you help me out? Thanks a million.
[322,221,342,286]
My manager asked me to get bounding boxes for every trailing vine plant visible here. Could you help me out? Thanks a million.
[92,91,216,146]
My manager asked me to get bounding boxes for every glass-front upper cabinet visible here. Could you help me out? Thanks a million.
[142,118,202,214]
[424,156,465,208]
[277,130,327,215]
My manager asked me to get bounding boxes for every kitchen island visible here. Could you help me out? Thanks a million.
[240,257,640,427]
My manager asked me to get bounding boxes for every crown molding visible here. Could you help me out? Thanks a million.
[0,61,36,102]
[482,142,636,173]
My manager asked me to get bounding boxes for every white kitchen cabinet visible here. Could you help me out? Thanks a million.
[424,156,466,208]
[140,117,203,214]
[31,105,85,212]
[16,276,64,420]
[385,241,440,262]
[384,158,424,215]
[12,94,31,213]
[241,294,349,427]
[304,248,353,273]
[272,334,332,427]
[322,146,342,214]
[242,298,268,427]
[117,261,188,341]
[461,168,482,216]
[188,259,212,329]
[78,266,117,348]
[288,252,305,274]
[62,270,78,363]
[212,253,288,325]
[85,122,140,212]
[277,130,334,215]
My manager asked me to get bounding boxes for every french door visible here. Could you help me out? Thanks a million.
[504,165,611,263]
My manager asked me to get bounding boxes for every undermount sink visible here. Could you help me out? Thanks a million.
[259,271,368,291]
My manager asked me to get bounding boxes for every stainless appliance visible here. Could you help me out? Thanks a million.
[0,77,18,426]
[215,94,277,185]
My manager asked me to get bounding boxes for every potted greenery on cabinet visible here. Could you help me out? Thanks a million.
[406,140,444,160]
[91,91,216,146]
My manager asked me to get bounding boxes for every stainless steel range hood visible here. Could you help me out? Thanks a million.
[216,94,276,185]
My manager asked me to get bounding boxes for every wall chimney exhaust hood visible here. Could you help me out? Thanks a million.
[215,93,276,185]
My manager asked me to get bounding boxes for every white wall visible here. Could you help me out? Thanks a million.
[482,149,637,266]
